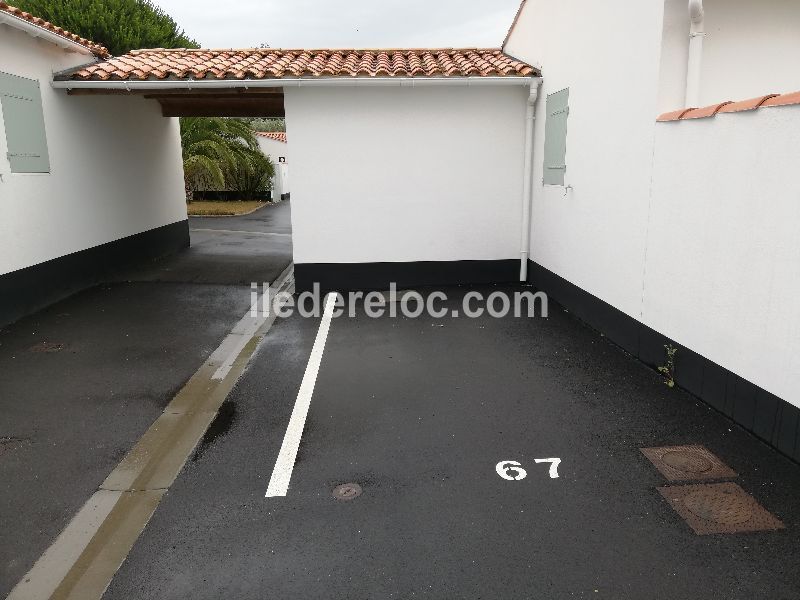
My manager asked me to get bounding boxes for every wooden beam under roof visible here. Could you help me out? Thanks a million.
[66,87,285,117]
[157,95,285,117]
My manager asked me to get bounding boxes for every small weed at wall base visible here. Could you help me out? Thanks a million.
[658,344,678,388]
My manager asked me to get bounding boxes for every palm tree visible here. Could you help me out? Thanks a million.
[179,117,261,201]
[226,147,276,201]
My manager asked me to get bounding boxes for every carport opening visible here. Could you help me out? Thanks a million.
[68,86,293,281]
[55,48,538,293]
[132,86,290,207]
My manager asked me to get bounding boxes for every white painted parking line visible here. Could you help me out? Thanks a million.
[265,293,337,498]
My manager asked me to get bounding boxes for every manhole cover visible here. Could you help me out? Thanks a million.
[332,483,362,501]
[640,445,737,481]
[683,488,753,525]
[661,450,713,474]
[658,483,784,535]
[29,342,64,353]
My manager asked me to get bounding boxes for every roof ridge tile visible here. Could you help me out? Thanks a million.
[658,90,800,123]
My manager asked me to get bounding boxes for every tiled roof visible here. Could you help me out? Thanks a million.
[256,132,287,143]
[657,91,800,122]
[0,2,109,57]
[58,48,537,81]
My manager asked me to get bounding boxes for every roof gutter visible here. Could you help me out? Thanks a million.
[0,12,95,57]
[51,76,535,91]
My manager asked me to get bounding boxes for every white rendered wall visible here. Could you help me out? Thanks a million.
[505,0,666,318]
[256,136,288,164]
[0,26,187,275]
[507,1,800,406]
[658,0,800,112]
[255,135,289,198]
[645,106,800,406]
[284,85,528,264]
[276,162,289,199]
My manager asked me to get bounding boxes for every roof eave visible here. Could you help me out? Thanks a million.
[0,10,99,58]
[52,75,541,90]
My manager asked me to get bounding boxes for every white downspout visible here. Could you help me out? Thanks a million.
[685,0,705,107]
[519,78,542,282]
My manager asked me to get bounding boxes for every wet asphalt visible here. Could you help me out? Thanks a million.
[102,288,800,600]
[122,201,293,286]
[0,202,292,597]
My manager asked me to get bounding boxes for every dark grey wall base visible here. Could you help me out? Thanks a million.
[295,260,519,294]
[527,260,800,464]
[0,220,189,327]
[194,191,272,201]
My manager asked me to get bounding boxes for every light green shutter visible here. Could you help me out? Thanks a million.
[543,88,569,186]
[0,71,51,173]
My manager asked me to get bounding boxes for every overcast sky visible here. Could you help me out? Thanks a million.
[154,0,522,49]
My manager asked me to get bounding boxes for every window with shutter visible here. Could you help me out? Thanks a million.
[0,71,51,174]
[543,88,569,186]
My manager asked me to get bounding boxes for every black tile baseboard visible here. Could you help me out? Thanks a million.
[527,260,799,464]
[294,259,519,293]
[0,220,189,327]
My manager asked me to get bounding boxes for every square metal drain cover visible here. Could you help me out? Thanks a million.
[658,482,784,535]
[640,444,737,481]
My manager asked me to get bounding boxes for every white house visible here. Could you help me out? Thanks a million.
[503,0,800,460]
[3,0,799,461]
[255,131,290,201]
[52,48,539,291]
[0,2,188,325]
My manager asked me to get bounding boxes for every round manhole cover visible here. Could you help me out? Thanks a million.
[684,489,754,525]
[332,483,362,501]
[661,450,713,474]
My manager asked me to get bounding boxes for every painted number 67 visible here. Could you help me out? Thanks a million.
[496,458,561,480]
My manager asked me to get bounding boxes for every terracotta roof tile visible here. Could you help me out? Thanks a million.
[718,95,779,113]
[255,132,287,143]
[761,91,800,108]
[681,101,733,119]
[656,108,696,122]
[658,90,800,122]
[0,1,109,57]
[57,48,537,82]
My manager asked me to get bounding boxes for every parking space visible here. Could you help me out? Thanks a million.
[104,287,800,599]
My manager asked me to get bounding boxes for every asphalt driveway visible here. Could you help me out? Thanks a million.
[0,202,292,597]
[123,201,293,286]
[103,287,800,600]
[4,201,800,599]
